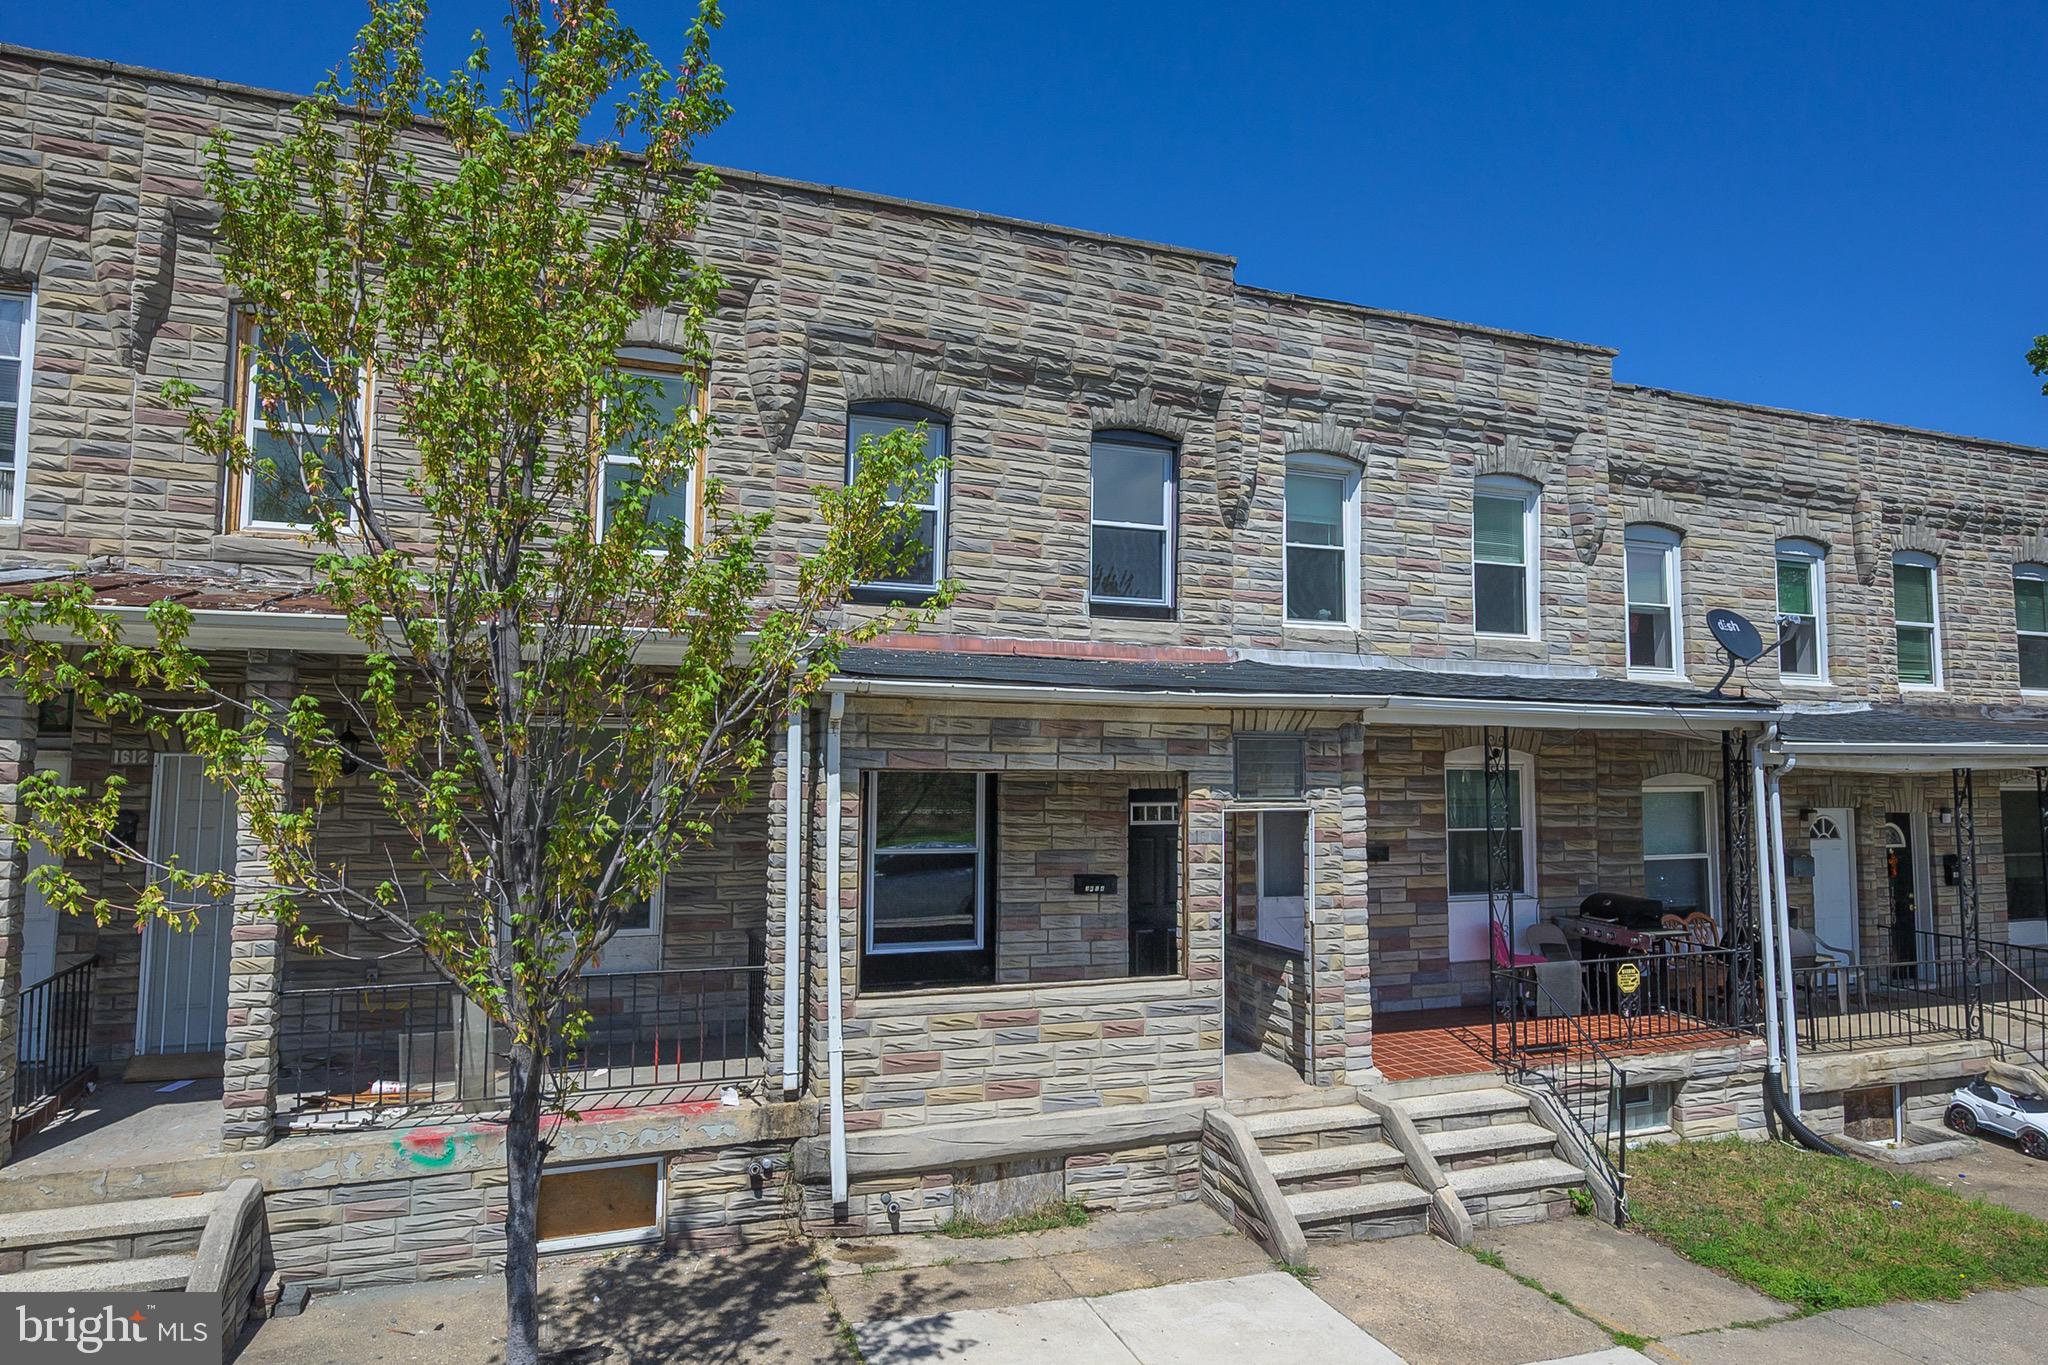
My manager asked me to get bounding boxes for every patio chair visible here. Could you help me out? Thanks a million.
[1787,927,1861,1016]
[1524,922,1583,1019]
[1491,920,1546,1018]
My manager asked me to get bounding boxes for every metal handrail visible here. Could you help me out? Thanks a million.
[1491,964,1629,1225]
[13,957,98,1114]
[1977,946,2048,1074]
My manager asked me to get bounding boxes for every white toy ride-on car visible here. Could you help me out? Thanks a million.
[1946,1077,2048,1159]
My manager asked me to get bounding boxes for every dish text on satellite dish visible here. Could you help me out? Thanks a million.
[1706,608,1765,663]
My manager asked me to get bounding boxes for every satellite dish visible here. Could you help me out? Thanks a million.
[1704,608,1772,697]
[1706,608,1765,663]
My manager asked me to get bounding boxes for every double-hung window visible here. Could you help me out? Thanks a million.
[1,289,33,523]
[2002,787,2047,923]
[1444,749,1538,964]
[1089,431,1176,611]
[600,352,697,543]
[847,403,947,594]
[863,771,995,988]
[1775,539,1828,682]
[1283,456,1358,626]
[1642,779,1715,919]
[1473,475,1539,637]
[237,322,360,531]
[1893,552,1943,689]
[2016,565,2048,693]
[1624,527,1682,674]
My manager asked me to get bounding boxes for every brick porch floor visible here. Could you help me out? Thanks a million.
[1373,1006,1752,1081]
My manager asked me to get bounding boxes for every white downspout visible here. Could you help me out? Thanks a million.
[1767,747,1805,1114]
[1752,731,1783,1082]
[824,692,849,1209]
[781,702,805,1097]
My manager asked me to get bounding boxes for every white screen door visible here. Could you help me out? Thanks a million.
[1809,808,1858,964]
[135,754,239,1055]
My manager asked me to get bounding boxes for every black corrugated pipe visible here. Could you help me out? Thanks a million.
[1764,1067,1845,1156]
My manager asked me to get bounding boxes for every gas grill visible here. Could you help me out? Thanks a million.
[1554,892,1679,956]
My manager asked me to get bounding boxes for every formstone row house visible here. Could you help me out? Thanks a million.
[1,43,2046,1302]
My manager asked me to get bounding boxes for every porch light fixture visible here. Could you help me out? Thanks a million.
[1939,805,1954,826]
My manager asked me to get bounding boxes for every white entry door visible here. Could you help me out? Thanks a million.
[135,754,238,1055]
[1809,807,1858,964]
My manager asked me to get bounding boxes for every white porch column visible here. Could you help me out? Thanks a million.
[221,650,295,1151]
[0,686,36,1166]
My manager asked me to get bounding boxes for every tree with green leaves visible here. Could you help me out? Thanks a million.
[0,3,944,1359]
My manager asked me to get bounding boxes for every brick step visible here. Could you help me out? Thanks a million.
[1242,1104,1380,1150]
[1422,1121,1560,1168]
[1263,1141,1407,1187]
[1285,1179,1432,1228]
[0,1193,217,1260]
[1445,1157,1587,1201]
[1389,1086,1528,1133]
[0,1253,195,1294]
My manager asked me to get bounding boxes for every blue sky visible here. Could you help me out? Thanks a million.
[14,2,2048,444]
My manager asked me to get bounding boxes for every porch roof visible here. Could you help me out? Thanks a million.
[1774,706,2048,770]
[831,647,1770,728]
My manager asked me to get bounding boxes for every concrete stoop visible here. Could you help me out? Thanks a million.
[1245,1105,1433,1244]
[0,1181,270,1339]
[1389,1087,1591,1230]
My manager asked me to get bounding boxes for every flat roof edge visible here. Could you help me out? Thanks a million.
[1234,283,1618,357]
[1615,383,2048,459]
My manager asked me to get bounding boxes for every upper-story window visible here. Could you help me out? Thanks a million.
[234,321,360,531]
[2016,564,2048,693]
[600,350,698,544]
[1775,539,1828,683]
[1,289,33,524]
[1090,430,1176,612]
[1284,455,1359,626]
[1624,527,1682,675]
[846,402,947,594]
[1893,551,1943,689]
[1473,475,1539,638]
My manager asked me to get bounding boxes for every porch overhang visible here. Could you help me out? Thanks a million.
[1771,707,2048,771]
[828,647,1771,731]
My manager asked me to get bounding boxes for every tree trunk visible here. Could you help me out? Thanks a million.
[503,1041,547,1365]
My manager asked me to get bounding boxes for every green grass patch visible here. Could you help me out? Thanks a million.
[936,1199,1090,1240]
[1626,1138,2048,1312]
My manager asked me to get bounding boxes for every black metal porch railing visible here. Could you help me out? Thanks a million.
[1787,953,1975,1052]
[12,957,97,1116]
[1492,944,1750,1062]
[1489,965,1629,1226]
[279,956,767,1126]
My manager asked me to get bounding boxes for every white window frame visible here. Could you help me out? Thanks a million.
[2016,563,2048,696]
[1775,539,1830,685]
[1472,474,1541,640]
[235,321,365,533]
[1,287,34,525]
[1641,774,1720,924]
[1282,453,1360,628]
[846,403,948,592]
[599,347,699,549]
[1088,431,1177,609]
[1623,526,1684,678]
[1893,551,1944,691]
[1608,1081,1674,1137]
[1249,807,1312,954]
[863,771,989,956]
[535,1156,668,1253]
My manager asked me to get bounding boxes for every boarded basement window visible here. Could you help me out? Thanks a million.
[537,1158,666,1252]
[1843,1085,1900,1144]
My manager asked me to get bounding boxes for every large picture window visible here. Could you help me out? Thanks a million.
[600,353,698,542]
[848,403,947,594]
[2003,788,2046,924]
[2016,565,2048,693]
[1089,431,1176,610]
[1776,539,1828,682]
[1473,475,1539,638]
[1,289,32,524]
[1624,526,1682,674]
[1284,456,1358,626]
[863,771,996,989]
[1893,552,1943,689]
[1642,780,1715,919]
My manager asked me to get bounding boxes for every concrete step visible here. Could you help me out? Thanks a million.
[1285,1179,1431,1228]
[1390,1086,1528,1133]
[1242,1104,1380,1149]
[0,1252,195,1294]
[1263,1141,1407,1186]
[0,1193,217,1256]
[1422,1121,1560,1168]
[1445,1157,1587,1200]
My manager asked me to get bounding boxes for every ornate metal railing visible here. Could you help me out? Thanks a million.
[1787,952,1975,1052]
[1490,965,1629,1226]
[12,957,97,1116]
[1492,944,1749,1060]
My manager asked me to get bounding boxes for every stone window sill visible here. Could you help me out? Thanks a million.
[854,973,1195,1018]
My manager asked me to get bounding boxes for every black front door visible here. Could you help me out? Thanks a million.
[1886,812,1918,972]
[1128,795,1180,977]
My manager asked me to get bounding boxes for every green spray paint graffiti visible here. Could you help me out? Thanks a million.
[393,1130,481,1168]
